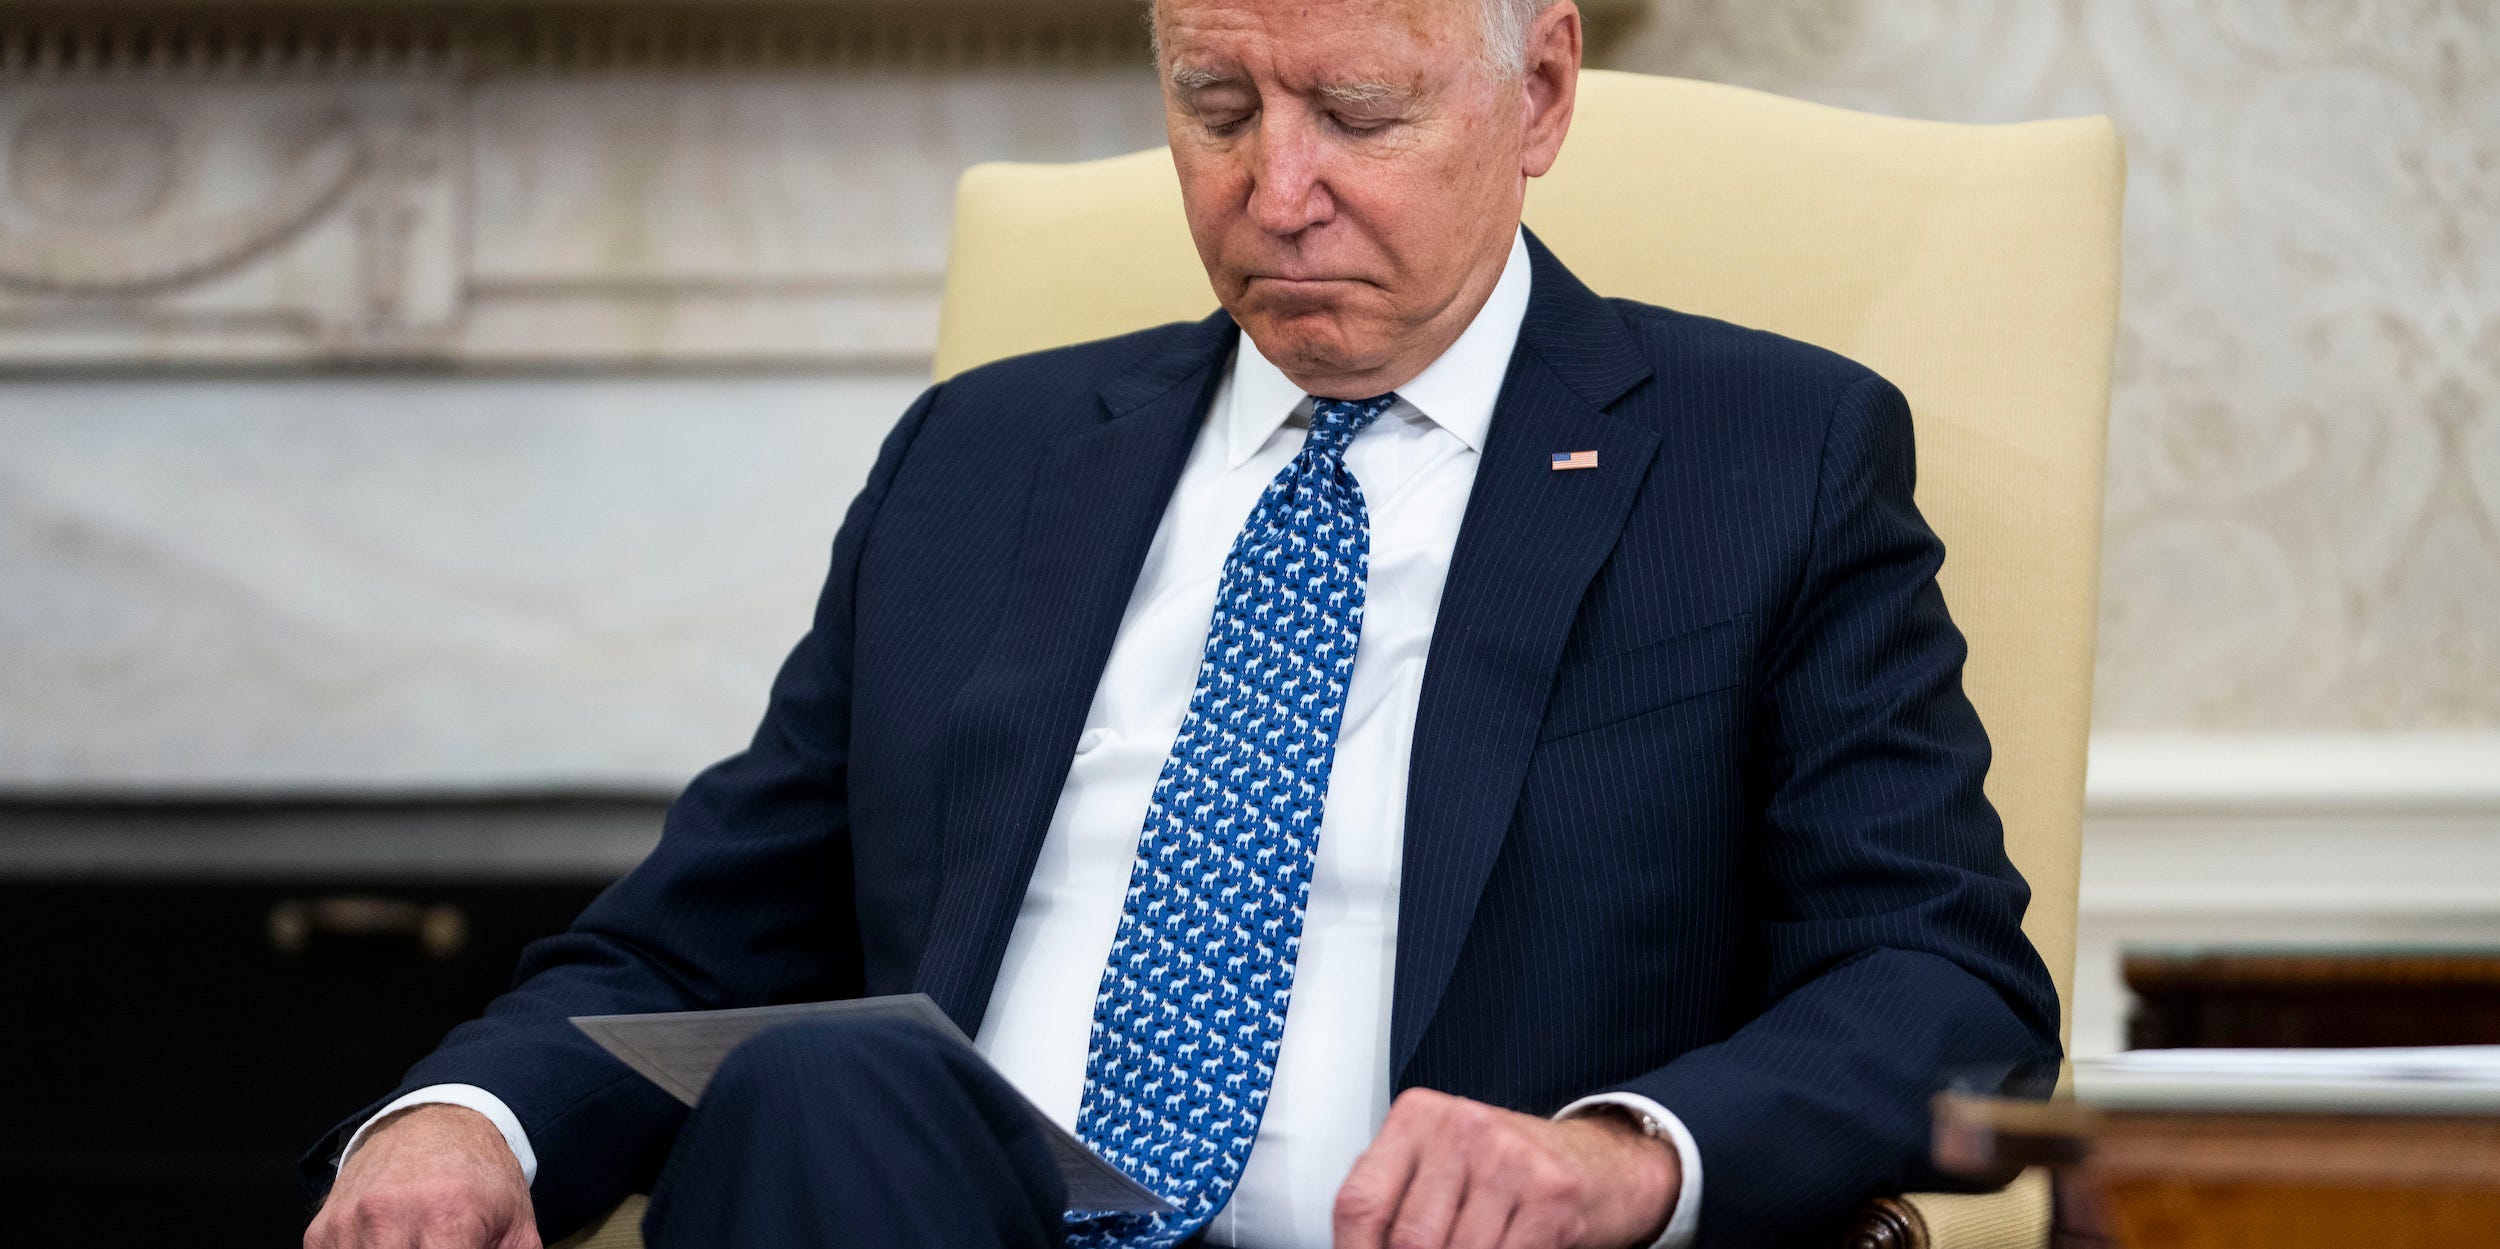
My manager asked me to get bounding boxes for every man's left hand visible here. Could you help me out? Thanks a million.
[1332,1088,1680,1249]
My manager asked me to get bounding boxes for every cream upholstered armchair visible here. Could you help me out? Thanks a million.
[554,68,2122,1249]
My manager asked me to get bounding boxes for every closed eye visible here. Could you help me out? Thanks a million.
[1326,112,1396,136]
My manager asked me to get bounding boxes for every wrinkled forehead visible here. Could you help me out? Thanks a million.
[1152,0,1482,89]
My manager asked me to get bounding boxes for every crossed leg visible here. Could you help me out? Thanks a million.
[642,1015,1071,1249]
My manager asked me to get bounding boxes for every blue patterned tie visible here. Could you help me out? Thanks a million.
[1063,393,1396,1247]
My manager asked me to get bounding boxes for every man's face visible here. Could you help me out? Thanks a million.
[1155,0,1564,396]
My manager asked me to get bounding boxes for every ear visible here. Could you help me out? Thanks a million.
[1519,1,1581,179]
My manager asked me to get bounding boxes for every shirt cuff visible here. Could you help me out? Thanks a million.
[336,1083,538,1186]
[1553,1092,1702,1249]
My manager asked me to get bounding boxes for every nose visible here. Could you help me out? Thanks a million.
[1242,107,1333,238]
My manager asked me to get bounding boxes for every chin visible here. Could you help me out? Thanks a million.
[1239,309,1377,378]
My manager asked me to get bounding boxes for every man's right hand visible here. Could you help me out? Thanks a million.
[305,1104,541,1249]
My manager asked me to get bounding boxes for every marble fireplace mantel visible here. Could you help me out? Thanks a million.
[0,0,1652,800]
[0,0,1646,370]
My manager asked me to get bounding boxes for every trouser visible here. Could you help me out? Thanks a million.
[640,1015,1072,1249]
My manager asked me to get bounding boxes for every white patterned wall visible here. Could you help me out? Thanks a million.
[1607,0,2499,730]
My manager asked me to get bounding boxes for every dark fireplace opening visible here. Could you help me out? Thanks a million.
[1,796,662,1247]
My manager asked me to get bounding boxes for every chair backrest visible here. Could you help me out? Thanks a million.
[934,68,2124,1044]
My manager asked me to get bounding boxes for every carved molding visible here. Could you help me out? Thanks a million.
[0,1,1647,370]
[1,104,363,295]
[0,2,1651,76]
[0,3,1154,75]
[0,5,1148,368]
[0,67,1175,366]
[0,79,464,361]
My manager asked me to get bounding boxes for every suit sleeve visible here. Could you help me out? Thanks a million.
[1602,373,2063,1247]
[299,383,944,1238]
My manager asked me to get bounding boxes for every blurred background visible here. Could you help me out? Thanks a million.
[1,1,2492,1243]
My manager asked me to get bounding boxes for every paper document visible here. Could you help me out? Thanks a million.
[2088,1045,2500,1081]
[572,994,1174,1214]
[2074,1045,2500,1114]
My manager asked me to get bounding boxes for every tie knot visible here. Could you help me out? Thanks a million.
[1305,393,1396,457]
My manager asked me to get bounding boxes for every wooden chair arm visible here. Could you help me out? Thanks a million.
[1843,1170,2055,1249]
[1847,1194,1929,1248]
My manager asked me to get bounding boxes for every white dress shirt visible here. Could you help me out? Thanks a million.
[346,230,1700,1248]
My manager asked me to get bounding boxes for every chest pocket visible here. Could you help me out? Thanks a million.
[1537,613,1752,743]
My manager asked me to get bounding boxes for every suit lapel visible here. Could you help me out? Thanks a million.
[916,313,1235,1031]
[1391,235,1661,1080]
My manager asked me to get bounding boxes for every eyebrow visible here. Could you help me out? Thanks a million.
[1166,63,1412,108]
[1315,80,1409,107]
[1168,64,1237,91]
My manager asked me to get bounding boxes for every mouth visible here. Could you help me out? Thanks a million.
[1244,274,1374,297]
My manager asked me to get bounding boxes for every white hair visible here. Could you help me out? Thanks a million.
[1147,1,1561,81]
[1475,0,1561,79]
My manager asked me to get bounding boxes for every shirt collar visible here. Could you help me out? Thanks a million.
[1223,228,1533,469]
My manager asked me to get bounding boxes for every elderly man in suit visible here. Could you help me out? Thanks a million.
[305,1,2059,1247]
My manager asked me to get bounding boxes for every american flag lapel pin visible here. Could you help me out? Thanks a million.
[1551,449,1599,471]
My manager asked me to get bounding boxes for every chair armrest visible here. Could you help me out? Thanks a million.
[547,1195,649,1249]
[1848,1194,1927,1248]
[1844,1169,2052,1249]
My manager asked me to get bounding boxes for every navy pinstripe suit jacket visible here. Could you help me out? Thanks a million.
[310,232,2060,1246]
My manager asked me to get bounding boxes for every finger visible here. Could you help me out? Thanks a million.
[1382,1137,1474,1249]
[1335,1120,1426,1249]
[1494,1204,1576,1249]
[411,1208,495,1249]
[1448,1131,1536,1249]
[348,1199,426,1249]
[384,1184,494,1249]
[404,1205,474,1249]
[1495,1166,1585,1249]
[1444,1179,1519,1249]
